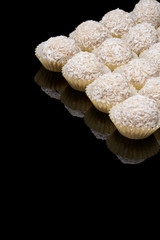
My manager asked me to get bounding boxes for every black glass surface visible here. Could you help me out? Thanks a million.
[33,66,160,166]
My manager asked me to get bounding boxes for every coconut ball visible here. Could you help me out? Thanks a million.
[122,22,159,55]
[132,0,160,28]
[109,94,160,129]
[85,72,137,113]
[109,94,160,139]
[139,42,160,71]
[62,51,110,91]
[139,77,160,109]
[100,8,135,38]
[70,20,108,52]
[93,38,133,71]
[114,58,159,90]
[35,35,81,71]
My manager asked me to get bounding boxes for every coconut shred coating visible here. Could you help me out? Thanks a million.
[131,0,160,28]
[42,36,80,63]
[62,51,110,91]
[122,22,159,55]
[114,58,159,90]
[70,20,108,52]
[109,95,160,129]
[139,42,160,71]
[158,27,160,37]
[139,77,160,110]
[35,36,80,71]
[86,72,137,113]
[93,38,133,71]
[100,8,135,38]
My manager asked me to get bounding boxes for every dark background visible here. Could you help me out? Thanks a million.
[27,0,160,186]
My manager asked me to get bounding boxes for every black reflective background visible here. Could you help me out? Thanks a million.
[29,0,160,181]
[33,66,160,166]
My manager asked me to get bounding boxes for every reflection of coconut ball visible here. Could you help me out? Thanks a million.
[41,87,61,100]
[107,130,159,164]
[100,8,135,38]
[93,38,133,70]
[34,66,68,94]
[122,22,158,55]
[71,20,108,52]
[60,85,92,116]
[84,106,116,137]
[132,0,160,28]
[116,155,146,165]
[64,106,84,118]
[90,129,109,141]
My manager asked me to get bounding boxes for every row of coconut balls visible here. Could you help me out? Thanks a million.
[35,23,160,91]
[35,0,160,73]
[35,1,160,140]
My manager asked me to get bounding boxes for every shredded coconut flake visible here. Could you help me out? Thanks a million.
[109,94,160,129]
[100,8,135,38]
